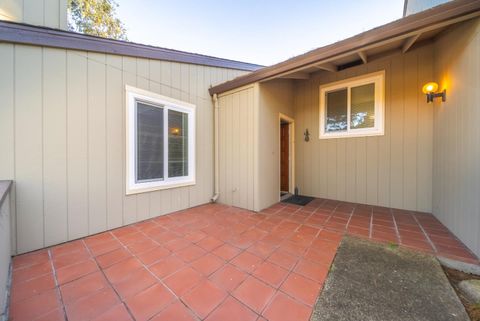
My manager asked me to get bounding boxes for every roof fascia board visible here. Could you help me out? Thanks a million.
[0,21,263,71]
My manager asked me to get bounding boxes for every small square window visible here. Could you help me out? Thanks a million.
[126,86,195,194]
[320,71,384,139]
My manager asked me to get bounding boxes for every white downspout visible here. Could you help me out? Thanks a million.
[211,93,220,202]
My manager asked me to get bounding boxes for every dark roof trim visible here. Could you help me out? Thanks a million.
[210,0,480,95]
[0,21,263,72]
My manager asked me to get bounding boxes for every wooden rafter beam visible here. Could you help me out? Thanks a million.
[358,51,368,64]
[402,33,421,53]
[314,62,337,72]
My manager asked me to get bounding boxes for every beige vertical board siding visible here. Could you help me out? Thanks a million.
[199,66,213,206]
[403,52,418,210]
[43,48,68,246]
[218,92,227,207]
[433,18,480,256]
[59,0,66,30]
[232,93,240,207]
[389,55,404,209]
[0,0,22,21]
[377,59,392,207]
[15,45,44,253]
[294,46,434,212]
[225,94,233,206]
[218,86,256,210]
[247,86,255,210]
[417,48,433,213]
[256,80,294,210]
[292,83,302,193]
[188,64,201,207]
[22,0,43,25]
[302,81,312,196]
[67,50,89,240]
[106,55,123,229]
[365,61,385,206]
[0,0,67,28]
[135,58,151,222]
[44,0,60,28]
[122,56,138,225]
[1,42,248,253]
[87,52,107,234]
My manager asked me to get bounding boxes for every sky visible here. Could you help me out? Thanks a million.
[115,0,405,66]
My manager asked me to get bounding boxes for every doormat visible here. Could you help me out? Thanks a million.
[282,195,314,206]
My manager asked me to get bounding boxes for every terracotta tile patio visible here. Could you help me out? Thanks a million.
[8,199,478,321]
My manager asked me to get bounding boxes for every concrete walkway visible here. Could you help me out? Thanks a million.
[312,236,470,321]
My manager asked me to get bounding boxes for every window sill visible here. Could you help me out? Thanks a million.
[319,130,384,140]
[126,180,196,195]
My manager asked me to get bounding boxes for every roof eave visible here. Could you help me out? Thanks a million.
[209,0,480,95]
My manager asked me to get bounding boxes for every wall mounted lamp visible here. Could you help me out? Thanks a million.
[422,82,446,103]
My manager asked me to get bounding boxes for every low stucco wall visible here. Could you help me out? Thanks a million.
[0,181,12,321]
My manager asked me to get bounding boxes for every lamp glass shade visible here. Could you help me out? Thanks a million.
[422,82,438,94]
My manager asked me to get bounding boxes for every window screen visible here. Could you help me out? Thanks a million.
[136,102,164,182]
[325,88,348,132]
[351,83,375,129]
[168,110,189,177]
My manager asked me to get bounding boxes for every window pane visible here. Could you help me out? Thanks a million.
[325,89,347,132]
[351,83,375,129]
[136,102,164,182]
[168,110,189,177]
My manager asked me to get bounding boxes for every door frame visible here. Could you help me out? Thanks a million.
[279,113,295,197]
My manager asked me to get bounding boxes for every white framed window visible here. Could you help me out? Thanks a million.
[126,85,195,194]
[319,70,385,139]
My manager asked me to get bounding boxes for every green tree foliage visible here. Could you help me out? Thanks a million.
[68,0,127,40]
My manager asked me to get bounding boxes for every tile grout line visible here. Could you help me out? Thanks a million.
[391,212,402,245]
[109,217,233,321]
[411,214,437,253]
[80,238,137,321]
[369,209,373,239]
[47,250,69,321]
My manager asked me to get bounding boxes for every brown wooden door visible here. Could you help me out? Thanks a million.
[280,123,289,192]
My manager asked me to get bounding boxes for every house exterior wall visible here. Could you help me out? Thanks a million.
[0,0,67,29]
[257,80,295,210]
[217,85,257,211]
[404,0,451,16]
[294,44,434,212]
[433,18,480,257]
[0,43,247,254]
